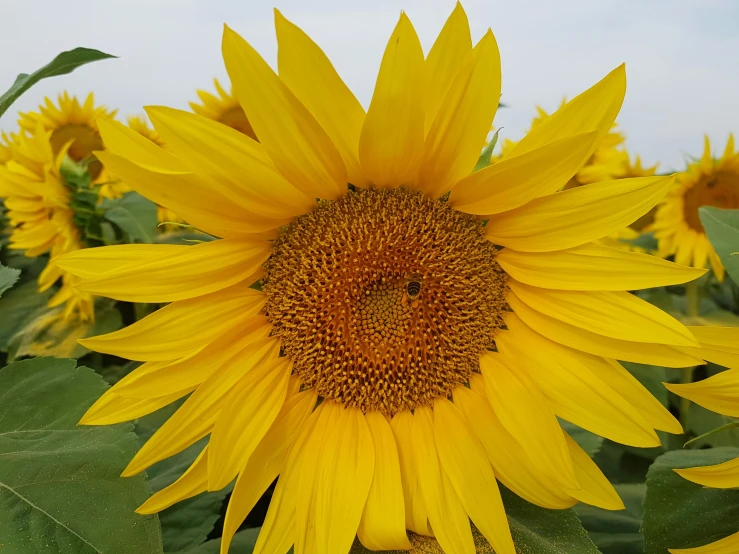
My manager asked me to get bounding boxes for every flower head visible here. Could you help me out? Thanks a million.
[190,78,257,140]
[59,5,718,554]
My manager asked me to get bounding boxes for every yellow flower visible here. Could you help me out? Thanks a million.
[0,126,95,356]
[652,135,739,281]
[58,6,724,554]
[0,131,17,165]
[664,327,739,554]
[190,78,257,140]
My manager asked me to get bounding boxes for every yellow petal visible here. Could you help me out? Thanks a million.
[79,285,266,361]
[359,12,424,188]
[665,369,739,418]
[669,530,739,554]
[390,410,432,536]
[221,386,317,554]
[145,106,314,216]
[508,280,698,348]
[419,30,501,199]
[208,358,292,490]
[314,407,375,554]
[675,456,739,489]
[563,433,624,510]
[434,399,515,554]
[274,9,368,188]
[450,132,598,214]
[79,389,190,426]
[497,242,706,291]
[486,176,676,252]
[480,352,577,489]
[507,293,705,368]
[424,2,472,135]
[96,151,281,237]
[98,116,185,172]
[113,320,274,399]
[136,446,209,514]
[497,323,660,447]
[455,380,576,509]
[412,406,475,554]
[357,411,411,550]
[56,244,194,280]
[122,336,280,476]
[508,64,625,158]
[72,239,270,303]
[222,25,347,200]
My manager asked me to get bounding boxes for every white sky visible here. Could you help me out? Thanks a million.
[1,0,737,170]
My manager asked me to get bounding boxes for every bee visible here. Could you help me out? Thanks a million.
[401,273,423,308]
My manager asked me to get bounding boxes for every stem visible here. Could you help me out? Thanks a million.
[680,281,701,430]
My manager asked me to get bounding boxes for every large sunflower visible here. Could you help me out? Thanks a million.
[652,135,739,281]
[190,78,257,140]
[665,329,739,554]
[0,126,95,356]
[58,6,720,554]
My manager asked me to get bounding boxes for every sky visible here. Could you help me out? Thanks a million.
[1,0,737,170]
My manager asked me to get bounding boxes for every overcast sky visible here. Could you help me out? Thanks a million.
[1,0,737,170]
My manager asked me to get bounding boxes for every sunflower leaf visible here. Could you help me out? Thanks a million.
[700,206,739,285]
[180,528,260,553]
[0,357,163,553]
[0,280,55,352]
[0,263,20,298]
[102,191,158,243]
[642,447,739,553]
[0,48,116,117]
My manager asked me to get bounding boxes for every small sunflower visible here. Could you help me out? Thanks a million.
[59,6,720,554]
[664,327,739,554]
[652,135,739,281]
[190,78,257,140]
[0,126,95,357]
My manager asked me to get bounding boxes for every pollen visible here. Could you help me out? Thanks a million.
[264,188,508,416]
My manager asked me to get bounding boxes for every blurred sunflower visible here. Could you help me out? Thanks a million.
[0,131,17,165]
[652,135,739,281]
[190,78,257,140]
[665,329,739,554]
[58,6,722,554]
[0,126,95,357]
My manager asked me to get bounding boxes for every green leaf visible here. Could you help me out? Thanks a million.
[137,402,231,553]
[0,280,55,351]
[700,206,739,285]
[685,402,739,448]
[0,263,20,297]
[642,447,739,553]
[0,357,163,553]
[473,129,500,172]
[560,420,604,457]
[103,191,158,243]
[575,483,645,554]
[182,528,260,553]
[0,48,116,117]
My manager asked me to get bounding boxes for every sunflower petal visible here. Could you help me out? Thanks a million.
[564,433,624,510]
[79,389,190,426]
[508,64,625,158]
[450,132,598,214]
[507,293,704,368]
[55,244,193,280]
[419,29,501,199]
[97,116,185,172]
[669,530,739,554]
[486,176,676,252]
[675,456,739,489]
[136,446,209,514]
[412,406,475,554]
[359,13,425,188]
[357,411,411,550]
[222,25,347,200]
[508,280,698,347]
[497,242,706,291]
[434,399,516,554]
[275,9,368,188]
[665,369,739,418]
[79,285,266,361]
[480,352,577,489]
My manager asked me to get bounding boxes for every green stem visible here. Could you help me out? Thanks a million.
[680,281,701,430]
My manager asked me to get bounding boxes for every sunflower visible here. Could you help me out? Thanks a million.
[0,125,95,357]
[0,131,17,165]
[664,328,739,554]
[652,135,739,281]
[58,6,719,554]
[190,78,257,140]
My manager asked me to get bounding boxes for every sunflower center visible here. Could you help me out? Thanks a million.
[50,124,104,179]
[684,169,739,231]
[264,188,508,416]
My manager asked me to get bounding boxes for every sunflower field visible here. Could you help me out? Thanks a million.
[2,5,739,554]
